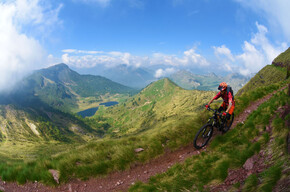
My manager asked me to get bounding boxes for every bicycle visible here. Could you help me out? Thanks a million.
[193,106,234,149]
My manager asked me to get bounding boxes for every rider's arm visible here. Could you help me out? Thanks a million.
[208,98,215,106]
[208,92,221,106]
[226,102,232,113]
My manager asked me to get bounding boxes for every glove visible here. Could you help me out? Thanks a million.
[226,113,231,120]
[205,105,209,109]
[222,112,227,116]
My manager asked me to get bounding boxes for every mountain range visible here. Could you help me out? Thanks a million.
[169,70,249,94]
[1,63,137,112]
[72,63,250,93]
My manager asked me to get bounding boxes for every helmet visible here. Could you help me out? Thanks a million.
[218,82,227,91]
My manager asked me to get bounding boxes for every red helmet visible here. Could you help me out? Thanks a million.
[218,82,227,91]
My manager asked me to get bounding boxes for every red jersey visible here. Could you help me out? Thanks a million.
[213,91,235,106]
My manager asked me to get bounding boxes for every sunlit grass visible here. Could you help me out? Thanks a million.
[129,85,289,191]
[0,75,288,186]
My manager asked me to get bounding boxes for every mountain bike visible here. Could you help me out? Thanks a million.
[193,107,234,149]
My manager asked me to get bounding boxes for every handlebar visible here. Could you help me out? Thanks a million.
[206,106,215,112]
[205,106,224,117]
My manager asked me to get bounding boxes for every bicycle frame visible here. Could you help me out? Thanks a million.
[206,107,225,131]
[194,107,234,149]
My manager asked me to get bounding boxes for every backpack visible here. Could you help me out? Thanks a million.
[227,86,234,100]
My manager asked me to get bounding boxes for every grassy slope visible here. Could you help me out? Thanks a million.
[236,65,287,96]
[129,85,289,192]
[129,51,290,191]
[0,103,105,164]
[272,47,290,66]
[0,60,289,186]
[0,78,217,184]
[98,78,216,137]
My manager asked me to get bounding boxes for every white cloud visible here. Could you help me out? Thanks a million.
[213,45,234,62]
[61,51,149,68]
[151,48,209,67]
[235,0,290,41]
[61,48,209,70]
[213,22,287,76]
[155,68,176,78]
[237,41,266,76]
[0,0,62,91]
[62,49,104,54]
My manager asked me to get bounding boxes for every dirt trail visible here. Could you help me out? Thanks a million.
[0,87,286,192]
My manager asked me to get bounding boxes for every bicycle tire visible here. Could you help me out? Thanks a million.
[193,124,213,149]
[222,113,234,133]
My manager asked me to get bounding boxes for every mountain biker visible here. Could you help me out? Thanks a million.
[205,82,235,120]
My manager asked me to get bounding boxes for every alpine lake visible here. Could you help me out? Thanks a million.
[77,101,119,118]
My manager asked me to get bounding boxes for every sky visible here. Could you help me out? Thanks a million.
[0,0,290,90]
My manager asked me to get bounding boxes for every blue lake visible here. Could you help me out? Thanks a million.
[77,101,119,118]
[99,101,119,107]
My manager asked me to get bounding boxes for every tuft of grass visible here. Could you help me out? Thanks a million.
[214,160,230,181]
[258,163,282,192]
[242,174,258,192]
[261,132,270,145]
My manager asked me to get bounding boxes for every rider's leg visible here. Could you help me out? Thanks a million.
[227,105,235,120]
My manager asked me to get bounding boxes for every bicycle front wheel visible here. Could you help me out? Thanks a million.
[193,124,213,149]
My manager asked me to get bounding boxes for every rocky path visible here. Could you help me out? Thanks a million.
[0,87,287,192]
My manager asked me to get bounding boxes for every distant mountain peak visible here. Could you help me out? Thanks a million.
[207,72,218,77]
[47,63,69,70]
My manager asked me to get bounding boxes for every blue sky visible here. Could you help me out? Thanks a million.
[0,0,289,90]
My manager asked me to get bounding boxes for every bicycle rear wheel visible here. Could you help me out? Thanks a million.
[222,113,234,133]
[193,124,213,149]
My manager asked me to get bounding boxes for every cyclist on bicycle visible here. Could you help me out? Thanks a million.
[205,82,235,120]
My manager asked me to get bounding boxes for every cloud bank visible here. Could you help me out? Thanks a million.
[61,47,209,75]
[0,0,62,91]
[213,22,287,76]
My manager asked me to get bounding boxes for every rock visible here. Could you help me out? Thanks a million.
[134,148,144,153]
[266,125,271,132]
[49,169,60,184]
[243,157,254,170]
[115,180,123,186]
[68,184,72,192]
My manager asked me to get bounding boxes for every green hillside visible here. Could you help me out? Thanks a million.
[18,63,136,112]
[130,85,289,192]
[237,65,287,96]
[0,48,289,189]
[129,48,290,191]
[96,78,216,136]
[272,47,290,68]
[0,78,217,184]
